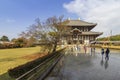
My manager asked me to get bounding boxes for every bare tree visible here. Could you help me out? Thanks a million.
[46,16,69,52]
[20,16,69,53]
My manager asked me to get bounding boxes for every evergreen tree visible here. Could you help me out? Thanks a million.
[0,35,9,41]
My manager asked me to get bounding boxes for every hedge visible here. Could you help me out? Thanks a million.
[8,49,64,78]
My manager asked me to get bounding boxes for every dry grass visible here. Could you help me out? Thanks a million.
[0,47,45,75]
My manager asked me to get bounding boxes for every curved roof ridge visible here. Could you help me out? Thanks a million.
[65,19,97,26]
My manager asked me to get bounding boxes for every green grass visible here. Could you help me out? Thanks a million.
[0,47,41,80]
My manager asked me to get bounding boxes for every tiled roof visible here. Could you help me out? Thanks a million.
[65,20,97,26]
[82,31,103,35]
[65,31,103,36]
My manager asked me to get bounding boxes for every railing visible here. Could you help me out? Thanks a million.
[16,52,64,80]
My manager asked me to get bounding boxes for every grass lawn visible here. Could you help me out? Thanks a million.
[0,47,45,80]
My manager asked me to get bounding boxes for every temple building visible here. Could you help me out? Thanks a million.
[62,19,103,44]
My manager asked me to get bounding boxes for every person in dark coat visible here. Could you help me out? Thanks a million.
[105,48,110,60]
[101,48,104,59]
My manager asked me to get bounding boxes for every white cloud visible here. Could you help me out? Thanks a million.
[63,0,120,37]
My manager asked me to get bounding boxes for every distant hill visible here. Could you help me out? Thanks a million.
[97,34,120,41]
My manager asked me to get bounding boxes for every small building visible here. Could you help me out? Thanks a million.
[62,19,103,44]
[0,41,14,44]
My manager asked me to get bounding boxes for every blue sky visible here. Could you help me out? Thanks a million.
[0,0,120,39]
[0,0,77,39]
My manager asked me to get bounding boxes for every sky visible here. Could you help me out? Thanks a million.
[0,0,120,39]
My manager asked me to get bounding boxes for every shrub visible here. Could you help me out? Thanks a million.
[8,49,64,78]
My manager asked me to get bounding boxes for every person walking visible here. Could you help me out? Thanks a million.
[91,48,93,55]
[77,45,80,52]
[105,48,110,60]
[101,48,104,59]
[84,45,87,54]
[93,47,96,53]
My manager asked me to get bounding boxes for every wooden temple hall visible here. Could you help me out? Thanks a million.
[62,19,103,44]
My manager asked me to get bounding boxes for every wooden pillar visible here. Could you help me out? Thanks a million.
[77,35,79,44]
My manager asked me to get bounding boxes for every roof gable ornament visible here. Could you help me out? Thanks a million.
[70,28,81,33]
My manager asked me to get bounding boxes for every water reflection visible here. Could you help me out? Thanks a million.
[100,58,104,66]
[67,45,93,56]
[100,58,109,69]
[104,60,109,69]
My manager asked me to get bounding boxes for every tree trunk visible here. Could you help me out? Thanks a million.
[52,41,57,52]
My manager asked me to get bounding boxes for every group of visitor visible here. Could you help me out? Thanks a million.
[101,48,110,60]
[71,45,81,52]
[70,45,110,60]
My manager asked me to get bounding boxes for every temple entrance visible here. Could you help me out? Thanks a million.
[73,40,77,44]
[71,28,82,44]
[62,19,102,45]
[79,40,83,44]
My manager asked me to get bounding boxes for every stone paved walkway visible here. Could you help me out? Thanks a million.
[45,47,120,80]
